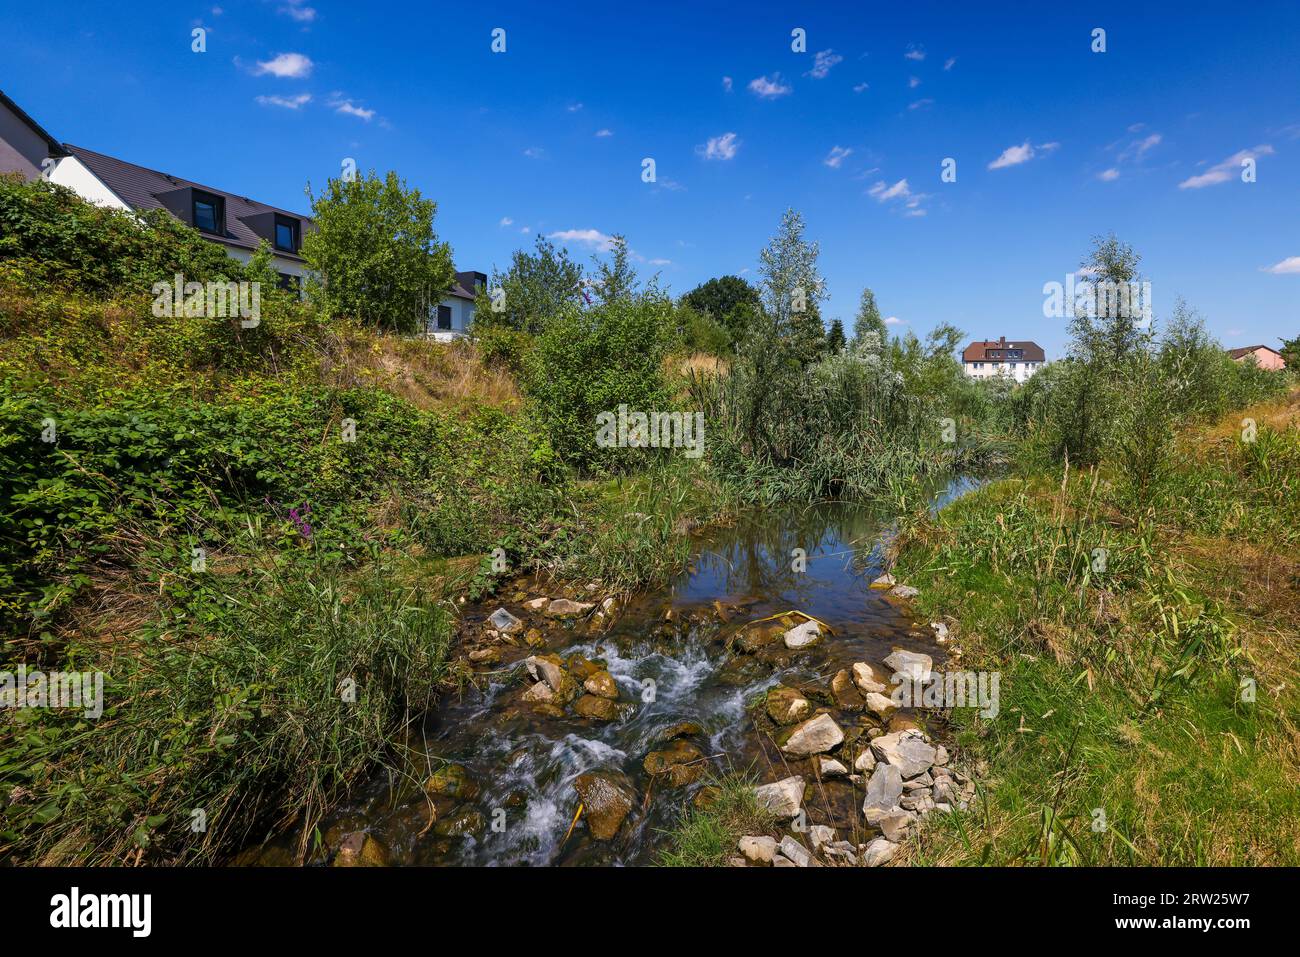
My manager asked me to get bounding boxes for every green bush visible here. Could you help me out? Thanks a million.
[0,380,560,633]
[526,295,674,470]
[0,174,242,295]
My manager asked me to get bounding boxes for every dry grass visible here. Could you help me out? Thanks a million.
[1189,385,1300,451]
[317,331,521,410]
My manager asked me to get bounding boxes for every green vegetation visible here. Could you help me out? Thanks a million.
[5,172,1291,869]
[302,168,455,333]
[0,175,721,864]
[657,772,774,866]
[889,237,1295,865]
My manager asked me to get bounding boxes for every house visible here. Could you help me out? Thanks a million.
[2,88,478,326]
[427,271,486,341]
[0,89,66,181]
[1227,345,1286,371]
[50,144,314,290]
[962,336,1045,383]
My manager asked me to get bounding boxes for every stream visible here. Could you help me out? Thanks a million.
[247,490,969,866]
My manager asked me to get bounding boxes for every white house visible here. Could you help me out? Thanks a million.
[2,88,479,326]
[962,337,1045,384]
[426,272,485,341]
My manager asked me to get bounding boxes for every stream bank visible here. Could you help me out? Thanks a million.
[244,491,981,866]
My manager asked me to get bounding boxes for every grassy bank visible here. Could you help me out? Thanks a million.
[0,176,731,864]
[892,389,1300,865]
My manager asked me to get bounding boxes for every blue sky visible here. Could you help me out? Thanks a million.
[3,0,1298,357]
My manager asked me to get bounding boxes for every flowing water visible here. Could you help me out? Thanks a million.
[250,492,967,866]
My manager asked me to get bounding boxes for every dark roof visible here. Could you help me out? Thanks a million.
[1227,345,1280,360]
[62,143,311,259]
[447,270,486,301]
[0,89,68,158]
[962,338,1046,363]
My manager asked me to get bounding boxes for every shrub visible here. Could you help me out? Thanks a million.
[0,174,241,295]
[525,295,673,470]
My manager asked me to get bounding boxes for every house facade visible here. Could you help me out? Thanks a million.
[2,88,477,327]
[426,271,485,341]
[49,143,313,289]
[1227,345,1286,371]
[962,336,1045,383]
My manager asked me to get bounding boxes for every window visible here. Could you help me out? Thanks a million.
[274,215,299,253]
[436,305,452,330]
[276,272,300,294]
[192,191,223,234]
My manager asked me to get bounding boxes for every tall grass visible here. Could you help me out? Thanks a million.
[690,333,1004,504]
[1,530,453,865]
[658,772,774,867]
[894,404,1300,865]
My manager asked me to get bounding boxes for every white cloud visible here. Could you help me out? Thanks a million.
[824,145,853,169]
[567,103,584,112]
[1098,168,1120,181]
[1118,132,1162,163]
[988,140,1058,170]
[520,227,531,234]
[868,178,912,202]
[944,57,956,70]
[648,258,672,266]
[548,228,616,251]
[278,2,316,22]
[869,177,930,217]
[255,92,311,109]
[722,76,733,92]
[1263,256,1300,274]
[805,49,843,79]
[904,44,926,61]
[698,132,740,160]
[254,52,313,78]
[853,82,869,93]
[595,128,613,137]
[328,95,374,120]
[885,315,905,325]
[1178,144,1274,189]
[908,98,934,110]
[523,146,545,159]
[499,217,513,227]
[748,74,792,98]
[909,76,921,89]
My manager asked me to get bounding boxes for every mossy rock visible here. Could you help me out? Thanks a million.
[425,764,480,801]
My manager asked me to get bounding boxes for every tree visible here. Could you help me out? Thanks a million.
[681,275,763,344]
[302,169,454,333]
[826,318,847,354]
[1279,333,1300,370]
[476,235,585,333]
[758,208,827,363]
[590,235,637,306]
[1070,233,1151,365]
[853,287,887,348]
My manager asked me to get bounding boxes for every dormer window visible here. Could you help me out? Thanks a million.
[275,215,300,253]
[192,191,224,234]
